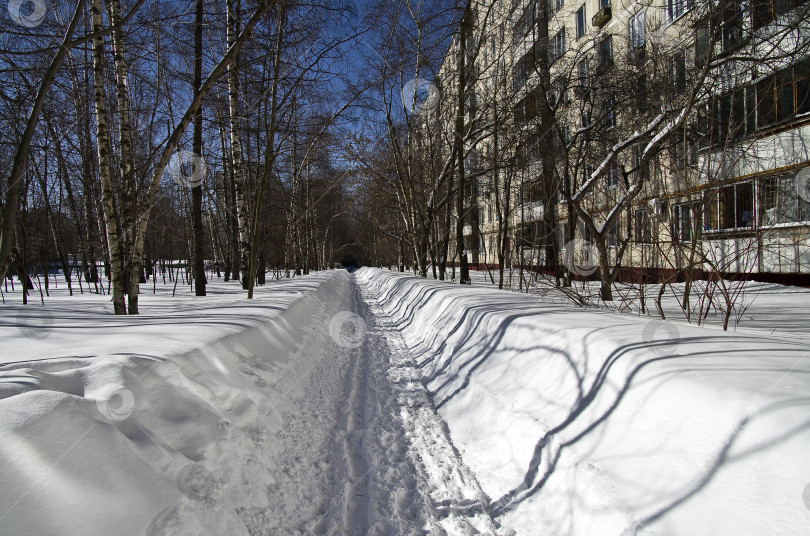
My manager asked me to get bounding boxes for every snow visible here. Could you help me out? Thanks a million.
[1,268,809,535]
[358,268,810,536]
[1,272,355,535]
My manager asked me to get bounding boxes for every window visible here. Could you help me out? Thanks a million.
[753,0,773,28]
[778,69,796,121]
[695,22,710,66]
[757,59,810,129]
[632,143,650,182]
[705,190,719,231]
[753,0,809,30]
[705,182,754,232]
[711,86,755,143]
[668,0,691,21]
[629,10,646,48]
[607,220,619,247]
[515,96,526,126]
[760,169,810,225]
[721,0,745,52]
[550,27,567,63]
[636,73,648,111]
[606,157,619,188]
[598,35,613,68]
[577,58,589,97]
[515,1,538,38]
[581,111,590,128]
[517,135,541,167]
[671,131,684,170]
[576,5,587,38]
[527,135,541,163]
[599,0,610,9]
[580,221,593,244]
[513,63,526,91]
[798,62,810,115]
[634,209,652,243]
[581,164,594,195]
[559,173,570,202]
[672,203,700,242]
[757,77,777,126]
[550,0,565,13]
[553,77,569,106]
[673,50,687,94]
[604,97,615,130]
[528,86,543,121]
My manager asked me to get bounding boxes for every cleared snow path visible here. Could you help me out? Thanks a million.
[359,280,512,536]
[238,274,511,535]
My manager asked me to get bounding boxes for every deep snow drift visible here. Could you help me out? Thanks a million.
[1,272,366,535]
[358,268,810,535]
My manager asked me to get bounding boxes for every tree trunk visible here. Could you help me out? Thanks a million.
[91,0,127,314]
[454,6,471,285]
[596,240,613,301]
[227,0,251,289]
[108,0,140,313]
[191,0,206,296]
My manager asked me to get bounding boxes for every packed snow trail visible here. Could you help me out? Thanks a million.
[238,272,511,535]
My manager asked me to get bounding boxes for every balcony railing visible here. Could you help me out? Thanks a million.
[592,6,611,27]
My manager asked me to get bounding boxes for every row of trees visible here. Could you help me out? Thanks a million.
[355,0,810,326]
[1,0,367,313]
[4,0,808,322]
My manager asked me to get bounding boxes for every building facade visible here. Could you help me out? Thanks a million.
[434,0,810,285]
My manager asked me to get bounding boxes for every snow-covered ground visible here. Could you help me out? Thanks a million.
[360,268,810,535]
[464,268,810,339]
[1,268,809,535]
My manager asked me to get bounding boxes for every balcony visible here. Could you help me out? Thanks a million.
[520,201,545,221]
[592,6,611,27]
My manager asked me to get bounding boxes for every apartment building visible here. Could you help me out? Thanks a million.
[435,0,810,285]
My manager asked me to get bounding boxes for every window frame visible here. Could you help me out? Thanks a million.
[629,9,646,48]
[553,77,569,107]
[550,27,567,63]
[752,0,808,30]
[673,50,687,94]
[757,59,810,129]
[634,208,653,244]
[720,0,746,53]
[667,0,692,22]
[576,58,589,97]
[606,157,619,188]
[603,96,616,131]
[576,4,587,38]
[703,181,755,233]
[606,219,619,248]
[672,202,701,243]
[760,170,810,227]
[581,164,594,196]
[598,35,614,68]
